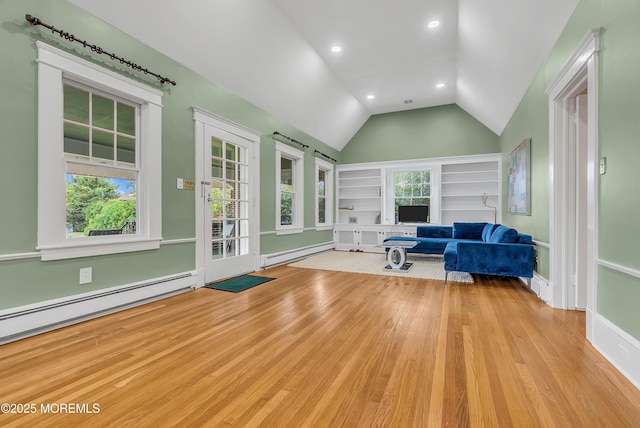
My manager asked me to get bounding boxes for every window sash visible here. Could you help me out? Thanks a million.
[275,142,304,233]
[36,41,162,260]
[315,158,333,229]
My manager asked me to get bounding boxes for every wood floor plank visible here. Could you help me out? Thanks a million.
[1,265,640,427]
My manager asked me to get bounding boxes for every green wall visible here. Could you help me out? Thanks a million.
[499,0,640,340]
[259,133,340,250]
[340,104,499,164]
[0,0,338,310]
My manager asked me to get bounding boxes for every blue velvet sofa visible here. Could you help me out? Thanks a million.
[384,222,534,280]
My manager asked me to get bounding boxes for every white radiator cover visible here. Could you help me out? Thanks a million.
[0,271,197,344]
[261,241,335,268]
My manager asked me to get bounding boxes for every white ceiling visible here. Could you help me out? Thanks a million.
[68,0,579,150]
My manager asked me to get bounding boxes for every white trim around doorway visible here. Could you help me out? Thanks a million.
[545,28,600,336]
[192,107,261,287]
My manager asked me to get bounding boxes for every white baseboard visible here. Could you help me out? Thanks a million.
[591,313,640,390]
[531,272,552,304]
[518,272,550,303]
[261,241,334,268]
[0,271,197,344]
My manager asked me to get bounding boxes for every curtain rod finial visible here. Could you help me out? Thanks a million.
[26,14,40,25]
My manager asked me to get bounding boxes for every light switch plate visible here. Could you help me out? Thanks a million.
[177,178,184,189]
[599,157,606,175]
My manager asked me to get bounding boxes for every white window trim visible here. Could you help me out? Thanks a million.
[315,157,334,230]
[275,141,304,235]
[36,42,163,261]
[384,165,438,225]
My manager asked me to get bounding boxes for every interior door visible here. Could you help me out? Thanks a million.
[203,125,255,282]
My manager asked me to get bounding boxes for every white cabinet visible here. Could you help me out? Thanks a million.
[336,167,382,226]
[334,225,417,252]
[440,160,501,225]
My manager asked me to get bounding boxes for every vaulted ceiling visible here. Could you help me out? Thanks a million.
[69,0,579,150]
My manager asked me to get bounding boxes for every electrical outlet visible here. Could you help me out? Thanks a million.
[79,267,92,284]
[618,344,630,363]
[177,178,184,190]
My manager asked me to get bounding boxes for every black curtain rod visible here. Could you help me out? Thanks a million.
[25,14,177,86]
[272,131,309,149]
[314,149,337,163]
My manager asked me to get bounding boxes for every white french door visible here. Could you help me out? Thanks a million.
[194,109,260,285]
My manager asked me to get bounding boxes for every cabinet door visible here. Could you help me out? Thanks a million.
[336,230,358,246]
[360,230,378,247]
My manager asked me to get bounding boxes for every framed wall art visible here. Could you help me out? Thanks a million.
[507,138,531,215]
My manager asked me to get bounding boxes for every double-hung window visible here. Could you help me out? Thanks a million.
[391,169,432,221]
[63,82,138,237]
[275,142,304,234]
[36,42,162,260]
[315,157,333,229]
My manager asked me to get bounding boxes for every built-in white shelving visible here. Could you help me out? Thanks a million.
[333,154,502,252]
[337,167,382,226]
[440,160,500,225]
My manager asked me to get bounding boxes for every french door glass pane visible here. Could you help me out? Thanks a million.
[212,159,223,178]
[239,220,249,237]
[226,201,237,219]
[226,144,236,161]
[212,240,223,259]
[212,138,223,158]
[210,139,249,259]
[226,162,236,181]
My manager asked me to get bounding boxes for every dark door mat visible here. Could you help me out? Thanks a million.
[204,275,276,293]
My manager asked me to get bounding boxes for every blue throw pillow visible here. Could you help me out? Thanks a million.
[489,225,518,243]
[481,223,499,242]
[452,222,487,240]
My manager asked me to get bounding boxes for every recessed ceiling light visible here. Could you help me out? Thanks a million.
[366,94,375,100]
[428,20,440,29]
[331,45,342,53]
[436,83,445,88]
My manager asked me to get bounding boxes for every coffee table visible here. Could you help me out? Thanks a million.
[384,239,418,270]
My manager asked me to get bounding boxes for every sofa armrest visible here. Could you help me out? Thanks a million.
[444,241,534,278]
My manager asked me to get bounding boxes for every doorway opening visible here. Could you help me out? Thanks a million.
[546,28,600,340]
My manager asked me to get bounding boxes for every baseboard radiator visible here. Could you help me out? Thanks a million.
[0,271,197,345]
[261,241,334,268]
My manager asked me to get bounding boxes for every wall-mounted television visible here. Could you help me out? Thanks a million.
[398,205,430,223]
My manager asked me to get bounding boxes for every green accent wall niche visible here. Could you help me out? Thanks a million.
[341,104,499,164]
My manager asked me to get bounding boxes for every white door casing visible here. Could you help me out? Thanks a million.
[545,28,600,341]
[193,108,261,286]
[575,93,589,310]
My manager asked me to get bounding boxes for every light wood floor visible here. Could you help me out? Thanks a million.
[1,265,640,427]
